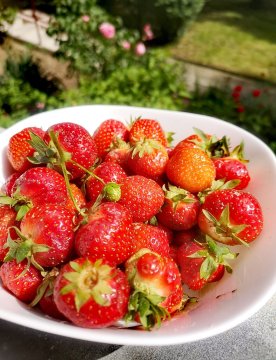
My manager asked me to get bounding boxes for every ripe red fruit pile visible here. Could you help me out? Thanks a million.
[0,118,264,330]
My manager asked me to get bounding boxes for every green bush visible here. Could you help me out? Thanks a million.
[47,0,143,76]
[186,86,276,153]
[0,51,189,128]
[100,0,206,44]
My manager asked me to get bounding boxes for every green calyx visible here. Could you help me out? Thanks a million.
[27,130,71,167]
[229,141,249,163]
[191,128,231,158]
[202,205,249,247]
[4,227,50,272]
[0,191,33,221]
[131,138,163,159]
[165,131,175,147]
[198,179,241,204]
[60,259,114,312]
[103,182,121,202]
[188,235,237,279]
[108,137,130,152]
[163,183,195,210]
[124,290,169,330]
[30,267,59,307]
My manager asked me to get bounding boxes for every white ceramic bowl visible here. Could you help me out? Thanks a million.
[0,105,276,346]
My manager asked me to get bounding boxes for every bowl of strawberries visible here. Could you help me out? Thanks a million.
[0,105,275,346]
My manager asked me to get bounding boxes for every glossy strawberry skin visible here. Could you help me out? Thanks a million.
[39,293,65,320]
[127,144,169,179]
[129,118,167,146]
[92,119,129,159]
[212,158,250,190]
[166,147,216,193]
[176,240,224,291]
[74,202,134,265]
[65,183,87,215]
[104,147,130,171]
[2,172,21,196]
[156,194,200,231]
[0,205,17,261]
[86,162,127,203]
[0,260,43,302]
[7,127,45,173]
[170,134,204,156]
[20,204,75,268]
[44,122,98,179]
[53,258,130,328]
[131,223,171,257]
[172,228,198,247]
[126,251,183,314]
[198,189,264,245]
[118,175,164,222]
[12,167,68,208]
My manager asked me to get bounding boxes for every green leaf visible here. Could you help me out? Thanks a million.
[0,195,14,205]
[15,204,31,221]
[69,261,82,272]
[60,283,75,295]
[200,256,218,280]
[75,288,90,312]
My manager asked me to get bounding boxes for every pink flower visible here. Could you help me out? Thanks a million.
[36,102,45,110]
[135,42,146,56]
[143,23,154,41]
[99,22,116,39]
[81,15,90,23]
[121,40,131,50]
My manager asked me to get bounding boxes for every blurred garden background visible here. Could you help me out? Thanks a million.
[0,0,275,151]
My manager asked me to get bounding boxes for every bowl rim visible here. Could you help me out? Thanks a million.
[0,104,276,346]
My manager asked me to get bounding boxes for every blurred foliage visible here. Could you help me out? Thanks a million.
[0,52,189,127]
[186,86,276,153]
[47,0,145,76]
[100,0,206,44]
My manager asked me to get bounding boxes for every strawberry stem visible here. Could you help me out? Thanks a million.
[48,130,84,216]
[69,159,105,185]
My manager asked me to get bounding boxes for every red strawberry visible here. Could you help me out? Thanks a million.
[75,202,133,265]
[104,138,131,171]
[213,158,250,190]
[1,167,68,220]
[7,127,45,172]
[30,268,65,320]
[198,189,264,245]
[39,293,66,320]
[129,118,167,147]
[92,119,129,159]
[173,228,198,247]
[0,204,17,262]
[172,128,230,158]
[176,237,234,290]
[53,257,130,328]
[2,172,21,196]
[5,204,75,269]
[125,249,183,329]
[118,175,164,222]
[86,162,127,203]
[42,122,98,179]
[131,223,171,257]
[65,183,87,214]
[127,139,168,179]
[166,147,216,193]
[0,259,43,302]
[156,184,200,231]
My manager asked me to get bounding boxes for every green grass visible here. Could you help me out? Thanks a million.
[171,0,276,82]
